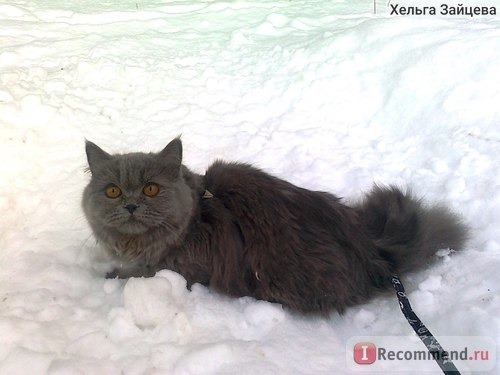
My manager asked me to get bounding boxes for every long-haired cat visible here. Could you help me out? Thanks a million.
[82,138,467,314]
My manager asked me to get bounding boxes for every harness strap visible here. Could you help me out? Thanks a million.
[391,275,461,375]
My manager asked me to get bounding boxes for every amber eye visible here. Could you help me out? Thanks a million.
[143,182,159,197]
[105,184,122,199]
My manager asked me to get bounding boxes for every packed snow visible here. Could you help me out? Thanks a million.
[1,0,499,374]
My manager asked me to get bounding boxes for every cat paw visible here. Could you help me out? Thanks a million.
[105,264,156,279]
[105,268,121,279]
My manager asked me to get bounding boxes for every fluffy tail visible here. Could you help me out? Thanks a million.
[355,185,468,274]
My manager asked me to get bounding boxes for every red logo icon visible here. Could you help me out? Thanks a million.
[353,342,377,364]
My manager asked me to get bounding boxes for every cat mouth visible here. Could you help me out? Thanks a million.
[117,216,149,234]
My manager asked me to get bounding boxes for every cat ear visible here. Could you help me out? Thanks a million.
[159,137,183,167]
[85,140,112,173]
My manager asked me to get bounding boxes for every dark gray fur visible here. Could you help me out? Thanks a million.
[82,138,468,314]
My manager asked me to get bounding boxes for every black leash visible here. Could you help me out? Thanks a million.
[391,275,461,375]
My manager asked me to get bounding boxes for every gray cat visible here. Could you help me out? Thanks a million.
[82,138,467,314]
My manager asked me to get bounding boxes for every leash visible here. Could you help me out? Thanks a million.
[391,275,461,375]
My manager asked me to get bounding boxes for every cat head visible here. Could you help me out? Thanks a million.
[82,138,195,253]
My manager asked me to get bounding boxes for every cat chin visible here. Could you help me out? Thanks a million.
[115,221,150,235]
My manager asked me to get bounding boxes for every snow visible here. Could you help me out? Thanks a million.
[1,0,499,374]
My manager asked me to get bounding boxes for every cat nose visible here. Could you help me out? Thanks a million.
[124,204,138,214]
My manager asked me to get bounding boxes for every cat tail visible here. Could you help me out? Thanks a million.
[354,185,468,275]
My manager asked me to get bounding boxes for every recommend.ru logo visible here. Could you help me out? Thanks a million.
[353,342,377,364]
[347,336,496,372]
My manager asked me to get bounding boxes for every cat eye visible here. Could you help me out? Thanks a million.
[105,184,122,199]
[143,182,159,197]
